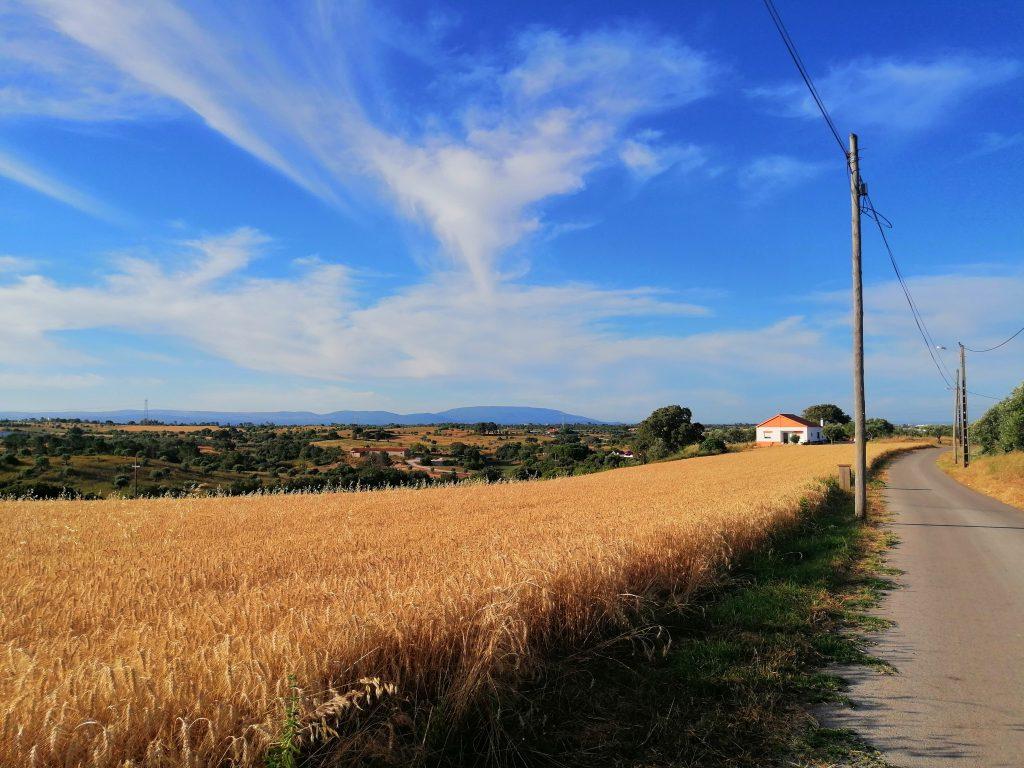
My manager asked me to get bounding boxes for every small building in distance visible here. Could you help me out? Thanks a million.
[755,413,825,446]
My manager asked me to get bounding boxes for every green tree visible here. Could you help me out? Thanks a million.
[802,404,851,425]
[823,424,847,443]
[973,382,1024,454]
[865,418,895,438]
[633,405,704,461]
[1000,408,1024,452]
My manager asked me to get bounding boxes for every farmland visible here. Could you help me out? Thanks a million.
[0,442,907,767]
[0,421,640,498]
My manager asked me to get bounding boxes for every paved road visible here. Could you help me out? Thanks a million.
[822,447,1024,766]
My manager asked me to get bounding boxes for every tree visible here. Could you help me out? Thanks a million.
[802,404,850,425]
[823,424,847,443]
[789,434,801,444]
[974,382,1024,454]
[632,405,704,461]
[865,418,895,438]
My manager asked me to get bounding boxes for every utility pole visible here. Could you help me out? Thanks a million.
[132,453,141,497]
[953,368,960,464]
[959,343,970,467]
[849,133,867,518]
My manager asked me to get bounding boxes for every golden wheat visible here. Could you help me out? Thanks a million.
[0,444,907,767]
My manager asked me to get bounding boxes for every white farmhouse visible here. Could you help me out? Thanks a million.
[755,413,824,446]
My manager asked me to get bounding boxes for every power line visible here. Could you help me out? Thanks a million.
[761,0,847,158]
[760,1,957,393]
[862,195,955,389]
[964,324,1024,353]
[965,389,1003,401]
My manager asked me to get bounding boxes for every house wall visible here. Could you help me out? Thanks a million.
[756,425,825,445]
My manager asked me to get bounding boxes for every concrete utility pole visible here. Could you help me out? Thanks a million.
[953,367,960,465]
[849,133,867,518]
[960,343,970,467]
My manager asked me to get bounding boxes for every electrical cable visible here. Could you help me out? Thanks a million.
[761,0,847,158]
[964,325,1024,353]
[760,0,964,395]
[862,195,955,389]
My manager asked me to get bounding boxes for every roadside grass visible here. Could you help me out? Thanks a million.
[452,471,905,768]
[937,449,1024,511]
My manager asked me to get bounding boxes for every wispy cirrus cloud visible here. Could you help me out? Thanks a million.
[751,55,1021,131]
[619,130,706,181]
[13,2,714,286]
[738,154,828,201]
[0,6,171,121]
[972,131,1024,157]
[0,145,123,221]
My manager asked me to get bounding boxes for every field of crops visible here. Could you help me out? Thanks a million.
[0,443,906,767]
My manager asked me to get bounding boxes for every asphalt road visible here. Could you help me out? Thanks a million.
[822,447,1024,766]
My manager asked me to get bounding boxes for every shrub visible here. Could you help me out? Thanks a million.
[699,436,727,455]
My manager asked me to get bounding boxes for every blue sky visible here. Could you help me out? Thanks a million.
[0,0,1021,423]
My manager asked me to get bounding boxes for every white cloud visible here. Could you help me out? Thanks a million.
[814,272,1024,403]
[751,55,1021,131]
[973,131,1024,156]
[0,6,171,121]
[0,146,122,221]
[0,228,719,381]
[14,3,714,285]
[738,154,828,200]
[0,372,104,389]
[619,131,706,181]
[0,255,37,273]
[6,228,1019,421]
[0,228,847,419]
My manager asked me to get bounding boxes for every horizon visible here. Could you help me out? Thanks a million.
[1,1,1021,423]
[0,404,956,427]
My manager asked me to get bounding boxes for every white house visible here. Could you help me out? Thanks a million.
[755,413,824,446]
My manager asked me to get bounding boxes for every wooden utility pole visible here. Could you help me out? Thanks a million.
[960,343,970,467]
[953,367,960,464]
[849,133,867,518]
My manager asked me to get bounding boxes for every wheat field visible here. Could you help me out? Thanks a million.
[0,444,905,767]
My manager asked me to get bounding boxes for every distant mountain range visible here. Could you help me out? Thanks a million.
[0,406,604,426]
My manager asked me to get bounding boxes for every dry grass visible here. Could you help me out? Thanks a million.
[0,443,908,767]
[103,425,222,434]
[938,449,1024,510]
